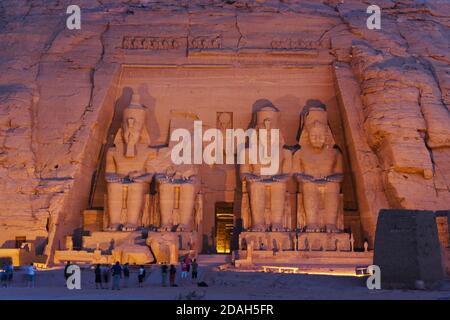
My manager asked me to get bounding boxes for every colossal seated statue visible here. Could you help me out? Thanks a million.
[293,102,344,233]
[152,113,202,233]
[156,164,198,232]
[240,105,292,232]
[104,93,156,232]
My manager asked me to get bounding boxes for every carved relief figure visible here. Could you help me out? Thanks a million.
[240,105,291,232]
[293,102,344,233]
[105,93,156,231]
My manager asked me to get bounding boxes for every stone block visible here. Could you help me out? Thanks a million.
[82,209,104,233]
[374,209,444,289]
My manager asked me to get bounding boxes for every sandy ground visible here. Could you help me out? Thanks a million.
[1,265,450,300]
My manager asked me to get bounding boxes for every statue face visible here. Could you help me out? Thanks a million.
[308,126,326,149]
[123,117,141,146]
[122,110,145,157]
[218,113,231,129]
[263,118,272,130]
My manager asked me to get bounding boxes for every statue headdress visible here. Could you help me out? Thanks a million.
[114,93,151,145]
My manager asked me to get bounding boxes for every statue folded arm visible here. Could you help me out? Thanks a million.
[105,148,124,183]
[240,152,261,182]
[328,150,344,182]
[129,151,158,183]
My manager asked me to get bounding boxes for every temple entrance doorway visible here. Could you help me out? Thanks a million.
[215,202,234,254]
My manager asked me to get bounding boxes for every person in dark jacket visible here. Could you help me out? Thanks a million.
[161,263,168,287]
[94,264,103,289]
[191,259,199,282]
[138,265,146,287]
[123,263,130,288]
[102,264,110,289]
[111,262,122,290]
[169,264,177,287]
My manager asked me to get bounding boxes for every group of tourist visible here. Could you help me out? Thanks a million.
[0,261,14,288]
[160,255,199,287]
[2,258,200,289]
[90,262,147,290]
[1,262,37,288]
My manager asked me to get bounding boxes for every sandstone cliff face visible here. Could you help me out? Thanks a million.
[0,0,448,258]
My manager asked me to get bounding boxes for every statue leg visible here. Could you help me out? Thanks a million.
[248,181,266,231]
[270,182,286,231]
[106,182,123,231]
[159,183,174,231]
[123,183,145,231]
[178,183,195,232]
[302,182,322,232]
[323,182,341,233]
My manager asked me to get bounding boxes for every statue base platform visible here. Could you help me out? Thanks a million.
[82,231,144,252]
[55,230,152,265]
[235,231,367,271]
[235,250,372,267]
[146,231,200,264]
[239,231,352,252]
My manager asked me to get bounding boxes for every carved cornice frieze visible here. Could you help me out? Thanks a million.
[270,39,323,50]
[122,36,182,50]
[188,36,222,49]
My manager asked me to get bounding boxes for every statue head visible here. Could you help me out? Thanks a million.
[218,112,232,130]
[256,106,279,129]
[308,121,327,149]
[298,102,335,148]
[117,93,150,157]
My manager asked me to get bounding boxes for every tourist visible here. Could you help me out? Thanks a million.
[123,263,130,288]
[191,259,198,282]
[102,264,109,289]
[138,265,146,287]
[180,261,188,282]
[169,264,176,287]
[64,260,72,284]
[259,243,265,251]
[184,254,192,274]
[111,261,122,290]
[6,261,13,287]
[94,264,103,289]
[0,265,7,288]
[161,263,168,287]
[26,263,36,288]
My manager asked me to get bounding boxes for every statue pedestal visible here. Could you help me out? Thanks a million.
[235,231,368,270]
[82,231,142,251]
[146,231,199,264]
[239,231,295,251]
[239,231,352,252]
[55,230,156,265]
[298,232,351,251]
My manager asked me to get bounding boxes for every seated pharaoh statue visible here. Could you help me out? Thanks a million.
[104,93,156,232]
[156,164,198,232]
[293,101,344,233]
[154,113,201,232]
[240,104,292,232]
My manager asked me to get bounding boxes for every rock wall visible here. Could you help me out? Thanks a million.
[0,0,448,260]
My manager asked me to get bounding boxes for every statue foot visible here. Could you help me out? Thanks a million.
[159,224,172,232]
[326,225,340,233]
[271,224,283,232]
[251,225,266,232]
[122,224,138,232]
[305,224,322,233]
[105,224,121,232]
[177,224,189,232]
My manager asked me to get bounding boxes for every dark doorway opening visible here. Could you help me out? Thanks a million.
[215,202,234,254]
